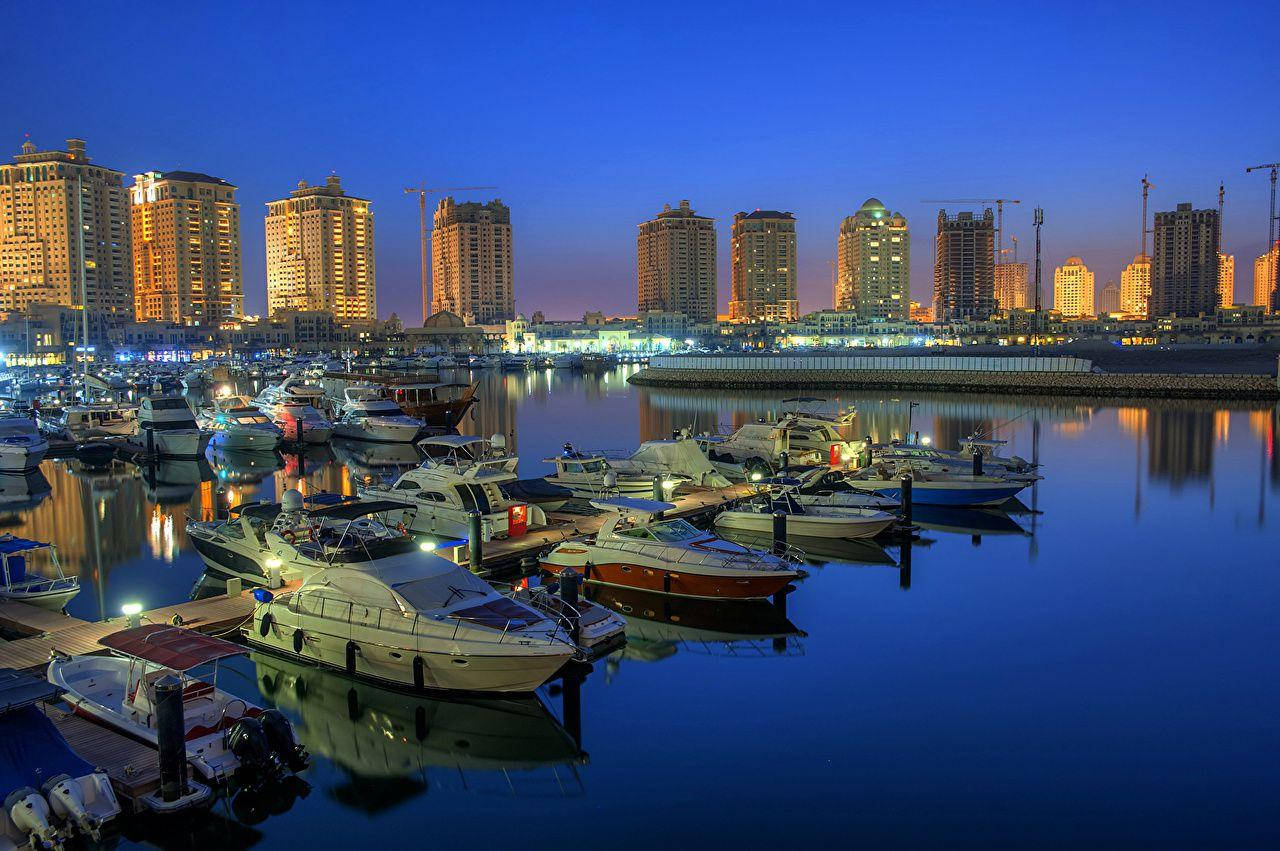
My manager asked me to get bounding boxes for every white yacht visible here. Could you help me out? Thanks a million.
[360,434,548,540]
[0,536,79,610]
[272,400,335,445]
[135,395,212,459]
[714,491,897,540]
[609,434,733,489]
[0,415,48,473]
[198,396,282,451]
[544,444,673,499]
[331,387,424,443]
[253,375,328,418]
[37,403,137,442]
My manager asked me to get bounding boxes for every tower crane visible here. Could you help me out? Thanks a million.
[1245,162,1280,309]
[1140,175,1154,258]
[404,183,497,320]
[923,198,1022,268]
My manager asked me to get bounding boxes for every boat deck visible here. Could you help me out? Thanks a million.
[40,704,161,811]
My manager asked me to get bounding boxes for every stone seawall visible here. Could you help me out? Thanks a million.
[628,367,1279,400]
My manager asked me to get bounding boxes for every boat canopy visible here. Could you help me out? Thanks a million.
[589,496,676,516]
[98,624,246,670]
[419,434,488,449]
[0,706,95,790]
[0,535,51,555]
[234,497,405,523]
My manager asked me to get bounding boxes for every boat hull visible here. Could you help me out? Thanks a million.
[209,429,280,451]
[713,511,894,540]
[541,558,793,600]
[849,480,1027,507]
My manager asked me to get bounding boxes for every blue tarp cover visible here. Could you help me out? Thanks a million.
[0,537,45,554]
[0,706,94,789]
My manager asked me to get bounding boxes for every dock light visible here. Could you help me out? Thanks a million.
[265,556,283,569]
[661,479,679,491]
[121,602,142,628]
[750,471,763,482]
[419,541,437,552]
[921,436,932,446]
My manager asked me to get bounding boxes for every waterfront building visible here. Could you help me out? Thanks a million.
[933,208,995,321]
[636,200,716,323]
[1121,254,1152,316]
[1053,256,1094,318]
[1218,253,1235,306]
[908,300,933,323]
[431,197,513,324]
[1150,203,1219,317]
[0,138,132,320]
[1254,243,1277,311]
[834,198,908,320]
[994,262,1029,311]
[1097,280,1121,315]
[131,171,242,325]
[730,210,798,322]
[264,175,375,321]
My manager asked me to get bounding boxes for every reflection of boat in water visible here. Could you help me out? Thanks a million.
[0,470,52,511]
[715,526,897,566]
[911,505,1030,537]
[589,584,804,661]
[252,653,584,805]
[330,437,421,484]
[140,458,212,504]
[208,447,283,484]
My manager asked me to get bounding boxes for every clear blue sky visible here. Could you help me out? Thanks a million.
[5,0,1279,320]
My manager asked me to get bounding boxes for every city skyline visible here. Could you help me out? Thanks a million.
[5,3,1279,321]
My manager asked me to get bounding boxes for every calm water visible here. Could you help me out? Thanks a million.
[5,367,1279,848]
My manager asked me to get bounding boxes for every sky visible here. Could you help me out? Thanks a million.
[5,0,1280,321]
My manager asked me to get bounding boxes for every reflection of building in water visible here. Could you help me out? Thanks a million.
[1147,409,1213,486]
[458,371,519,452]
[1213,410,1229,444]
[1117,407,1149,438]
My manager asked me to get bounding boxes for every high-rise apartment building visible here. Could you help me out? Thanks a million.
[1121,254,1151,316]
[730,210,798,322]
[431,197,513,324]
[1053,257,1095,317]
[1217,252,1235,307]
[994,262,1029,311]
[1255,243,1278,311]
[1097,280,1121,315]
[933,209,995,321]
[131,171,242,325]
[1150,202,1220,317]
[0,138,132,320]
[264,175,375,321]
[834,198,908,319]
[636,200,716,323]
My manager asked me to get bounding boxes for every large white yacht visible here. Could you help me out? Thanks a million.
[331,387,424,443]
[253,375,328,418]
[0,415,49,473]
[134,395,212,459]
[198,396,282,451]
[360,434,548,540]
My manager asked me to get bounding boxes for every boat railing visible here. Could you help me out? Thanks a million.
[2,574,78,594]
[592,538,791,572]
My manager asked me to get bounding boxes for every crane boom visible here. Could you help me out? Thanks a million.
[1246,162,1280,310]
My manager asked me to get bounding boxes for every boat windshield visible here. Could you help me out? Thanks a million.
[234,414,272,425]
[648,518,701,542]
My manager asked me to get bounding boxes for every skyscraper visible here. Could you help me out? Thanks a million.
[0,138,132,320]
[933,209,995,321]
[1121,254,1151,316]
[1255,243,1278,311]
[1097,280,1121,315]
[730,210,798,322]
[834,198,909,319]
[431,197,513,324]
[1150,202,1220,317]
[1053,256,1095,317]
[264,175,375,321]
[994,262,1029,311]
[131,171,242,325]
[1217,252,1235,306]
[636,200,716,323]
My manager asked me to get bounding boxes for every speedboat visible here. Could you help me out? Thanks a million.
[608,434,732,489]
[331,388,424,443]
[714,491,896,540]
[273,401,334,445]
[135,395,212,459]
[37,403,137,441]
[253,375,327,418]
[199,396,283,451]
[0,535,79,610]
[247,558,578,693]
[541,497,800,600]
[544,444,671,499]
[0,669,121,848]
[500,354,534,371]
[871,438,1039,480]
[360,434,548,540]
[506,579,627,654]
[0,415,48,473]
[844,466,1030,507]
[47,625,307,782]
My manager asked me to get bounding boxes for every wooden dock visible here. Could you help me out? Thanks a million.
[41,704,161,811]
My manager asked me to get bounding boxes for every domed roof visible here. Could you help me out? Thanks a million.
[859,197,887,211]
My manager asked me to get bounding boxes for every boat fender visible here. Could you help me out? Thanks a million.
[413,656,426,692]
[582,561,593,582]
[345,640,359,675]
[292,629,304,653]
[259,612,273,636]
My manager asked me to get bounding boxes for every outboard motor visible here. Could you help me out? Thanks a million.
[42,774,99,840]
[225,717,282,781]
[259,709,308,772]
[5,787,61,849]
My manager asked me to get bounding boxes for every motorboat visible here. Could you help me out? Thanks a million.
[844,466,1030,507]
[135,395,212,459]
[544,444,672,499]
[713,491,896,540]
[499,478,574,513]
[0,535,79,610]
[319,373,477,431]
[506,578,627,654]
[247,557,578,693]
[47,625,307,782]
[541,497,800,600]
[360,434,547,540]
[37,403,137,441]
[253,375,327,418]
[331,388,424,443]
[870,440,1040,481]
[500,354,534,371]
[0,669,121,847]
[609,434,733,489]
[273,401,335,445]
[467,354,500,369]
[0,415,48,473]
[697,416,847,477]
[199,396,283,451]
[761,467,901,510]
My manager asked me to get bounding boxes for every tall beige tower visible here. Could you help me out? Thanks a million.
[1255,243,1278,311]
[1217,252,1235,307]
[994,262,1030,310]
[637,200,717,323]
[264,175,375,321]
[835,198,908,318]
[730,209,798,322]
[431,197,513,324]
[1121,254,1152,317]
[0,138,132,320]
[131,171,242,325]
[1053,256,1094,318]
